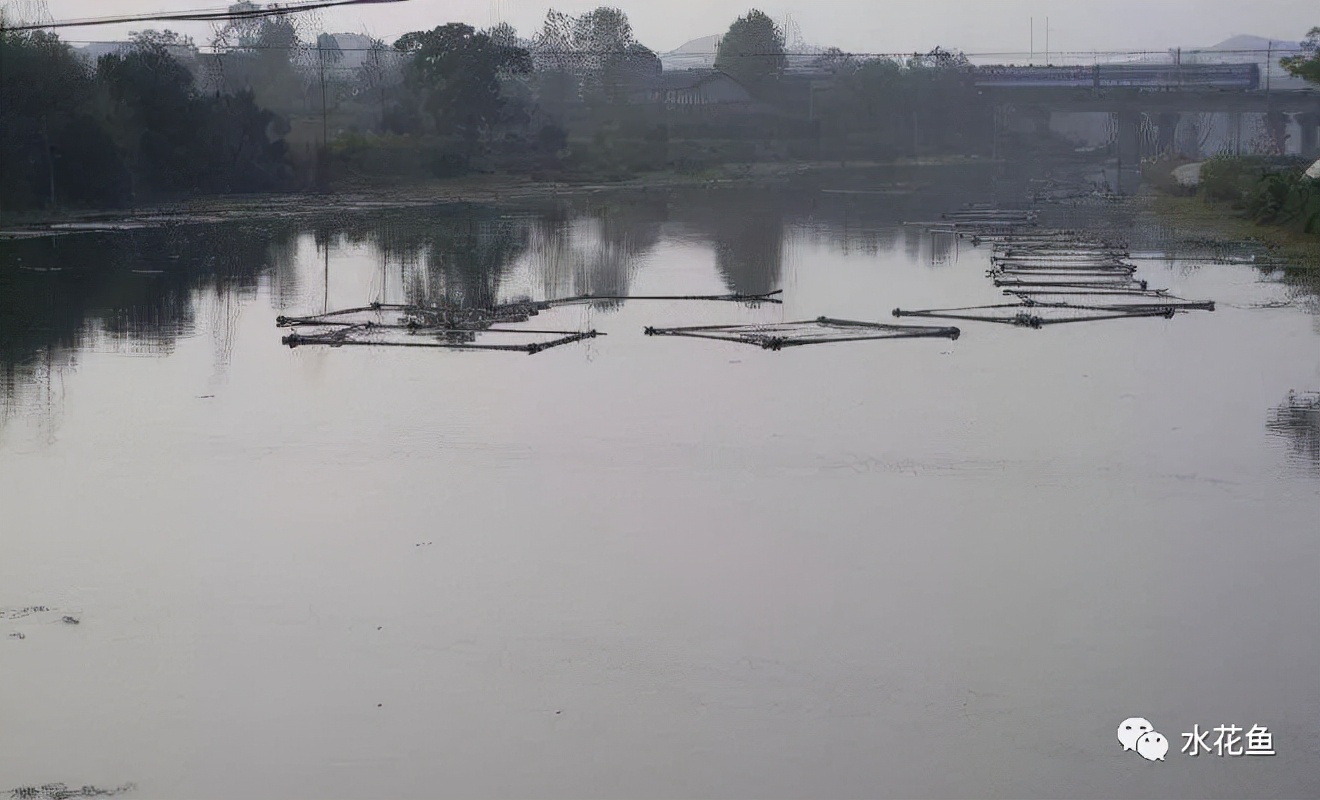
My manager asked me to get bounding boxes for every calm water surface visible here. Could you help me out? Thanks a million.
[2,179,1319,799]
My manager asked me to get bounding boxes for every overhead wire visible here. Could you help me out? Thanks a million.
[1,0,408,31]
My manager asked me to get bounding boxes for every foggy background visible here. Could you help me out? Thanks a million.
[31,0,1320,56]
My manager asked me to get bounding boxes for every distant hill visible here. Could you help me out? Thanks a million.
[1203,34,1302,55]
[660,35,722,71]
[1185,34,1309,90]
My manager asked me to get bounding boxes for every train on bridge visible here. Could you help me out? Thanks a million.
[971,63,1260,91]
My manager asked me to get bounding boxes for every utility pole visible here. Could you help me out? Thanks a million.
[1265,41,1272,94]
[1030,17,1034,65]
[42,114,56,207]
[912,109,920,159]
[318,42,328,147]
[1045,17,1049,65]
[317,38,329,190]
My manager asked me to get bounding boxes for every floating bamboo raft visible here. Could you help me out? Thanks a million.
[900,209,1217,329]
[892,303,1180,328]
[281,324,602,354]
[275,291,784,354]
[644,317,960,350]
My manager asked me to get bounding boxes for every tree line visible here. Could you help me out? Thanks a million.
[7,6,1315,213]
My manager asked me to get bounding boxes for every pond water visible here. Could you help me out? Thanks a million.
[2,176,1319,799]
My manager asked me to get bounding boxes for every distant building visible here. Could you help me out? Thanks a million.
[653,69,756,109]
[74,41,130,64]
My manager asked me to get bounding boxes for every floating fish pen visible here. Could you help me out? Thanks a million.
[968,233,1119,246]
[942,210,1038,222]
[993,278,1150,290]
[277,302,545,331]
[892,300,1211,328]
[996,248,1131,259]
[1001,294,1216,312]
[281,324,602,354]
[537,289,782,308]
[899,211,1218,330]
[643,317,960,350]
[277,291,781,331]
[275,291,785,354]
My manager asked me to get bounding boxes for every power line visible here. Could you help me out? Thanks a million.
[46,42,1306,58]
[2,0,409,32]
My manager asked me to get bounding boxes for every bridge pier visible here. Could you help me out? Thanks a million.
[1228,112,1244,155]
[1265,110,1288,155]
[1176,115,1203,159]
[1156,112,1180,158]
[1115,109,1143,194]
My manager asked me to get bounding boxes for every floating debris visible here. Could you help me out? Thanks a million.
[1266,390,1320,467]
[2,606,50,620]
[7,783,136,800]
[644,317,960,350]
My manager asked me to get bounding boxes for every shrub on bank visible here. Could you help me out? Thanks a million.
[1199,155,1308,207]
[1249,170,1320,235]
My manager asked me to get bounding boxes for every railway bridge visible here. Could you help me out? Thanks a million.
[974,64,1320,190]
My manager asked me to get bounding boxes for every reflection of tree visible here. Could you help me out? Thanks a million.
[333,207,533,309]
[1267,390,1320,471]
[0,222,300,411]
[416,215,531,309]
[712,212,783,296]
[526,197,662,306]
[675,192,784,296]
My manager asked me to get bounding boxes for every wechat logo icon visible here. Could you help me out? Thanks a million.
[1118,717,1168,762]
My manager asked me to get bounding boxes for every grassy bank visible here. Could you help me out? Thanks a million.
[0,159,984,234]
[1150,194,1320,272]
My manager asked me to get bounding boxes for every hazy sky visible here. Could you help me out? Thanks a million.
[23,0,1320,55]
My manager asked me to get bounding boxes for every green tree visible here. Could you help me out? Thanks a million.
[1281,27,1320,84]
[394,23,531,141]
[209,14,305,114]
[99,33,205,194]
[354,37,403,131]
[529,7,657,105]
[0,24,127,209]
[714,9,785,95]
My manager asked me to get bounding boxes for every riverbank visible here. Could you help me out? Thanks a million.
[1150,194,1320,277]
[0,157,995,236]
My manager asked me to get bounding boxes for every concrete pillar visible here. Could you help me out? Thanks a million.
[1156,112,1180,158]
[1116,108,1142,194]
[1176,114,1202,159]
[1298,113,1319,158]
[1265,111,1288,155]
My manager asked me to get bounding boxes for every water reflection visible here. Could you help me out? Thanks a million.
[4,178,1319,480]
[0,222,302,421]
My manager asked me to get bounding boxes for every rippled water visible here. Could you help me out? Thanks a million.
[2,176,1319,799]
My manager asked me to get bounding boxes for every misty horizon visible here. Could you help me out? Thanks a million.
[12,0,1318,60]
